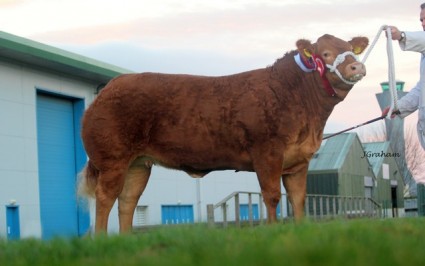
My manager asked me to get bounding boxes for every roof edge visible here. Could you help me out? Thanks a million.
[0,31,133,83]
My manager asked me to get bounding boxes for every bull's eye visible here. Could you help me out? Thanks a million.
[322,52,330,58]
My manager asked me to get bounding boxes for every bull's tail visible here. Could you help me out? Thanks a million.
[77,160,99,198]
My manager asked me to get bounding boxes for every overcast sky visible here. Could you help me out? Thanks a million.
[1,0,424,134]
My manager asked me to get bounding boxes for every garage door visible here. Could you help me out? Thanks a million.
[161,205,194,224]
[36,92,89,239]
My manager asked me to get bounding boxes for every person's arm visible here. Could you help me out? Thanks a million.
[400,31,425,53]
[383,27,424,118]
[397,83,421,118]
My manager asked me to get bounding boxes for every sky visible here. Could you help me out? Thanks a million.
[2,0,425,186]
[0,0,424,134]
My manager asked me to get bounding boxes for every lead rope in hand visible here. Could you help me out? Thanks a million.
[361,25,399,118]
[385,26,399,118]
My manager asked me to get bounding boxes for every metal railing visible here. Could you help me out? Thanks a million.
[207,191,382,227]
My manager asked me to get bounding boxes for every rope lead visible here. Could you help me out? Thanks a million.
[361,25,399,119]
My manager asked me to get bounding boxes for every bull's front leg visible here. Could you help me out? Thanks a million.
[252,147,284,223]
[257,174,281,223]
[282,166,308,222]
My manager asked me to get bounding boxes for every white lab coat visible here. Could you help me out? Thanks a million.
[398,31,425,149]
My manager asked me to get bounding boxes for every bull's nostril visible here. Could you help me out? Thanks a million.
[351,65,357,71]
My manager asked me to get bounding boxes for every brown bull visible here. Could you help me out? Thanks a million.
[79,34,368,233]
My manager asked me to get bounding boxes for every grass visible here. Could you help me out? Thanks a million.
[1,218,424,266]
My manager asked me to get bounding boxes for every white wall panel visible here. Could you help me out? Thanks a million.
[0,59,96,238]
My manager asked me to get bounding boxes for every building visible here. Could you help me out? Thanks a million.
[362,141,405,217]
[0,31,130,239]
[308,133,404,216]
[308,133,376,198]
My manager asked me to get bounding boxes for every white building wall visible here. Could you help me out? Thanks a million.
[0,59,96,238]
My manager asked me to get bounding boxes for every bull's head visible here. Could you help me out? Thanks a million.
[296,34,369,95]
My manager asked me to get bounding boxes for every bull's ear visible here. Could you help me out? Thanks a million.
[349,37,369,55]
[296,39,314,59]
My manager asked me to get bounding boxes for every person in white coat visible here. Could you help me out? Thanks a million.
[383,3,425,149]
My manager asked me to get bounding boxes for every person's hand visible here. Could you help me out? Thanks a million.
[382,106,398,118]
[385,26,402,41]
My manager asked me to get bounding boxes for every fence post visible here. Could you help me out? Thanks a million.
[326,196,330,219]
[357,197,360,216]
[280,196,284,221]
[235,194,240,227]
[338,197,342,216]
[207,204,215,228]
[248,193,253,227]
[259,194,264,225]
[305,196,310,219]
[358,197,362,216]
[222,203,227,228]
[345,197,349,217]
[365,198,370,216]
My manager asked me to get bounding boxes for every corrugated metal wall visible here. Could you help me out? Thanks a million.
[307,173,338,195]
[338,135,374,197]
[308,133,405,213]
[306,173,338,215]
[374,161,404,209]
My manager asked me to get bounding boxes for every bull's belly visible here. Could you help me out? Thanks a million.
[131,148,254,177]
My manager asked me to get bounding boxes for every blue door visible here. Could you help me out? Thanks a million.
[161,205,194,224]
[239,204,259,221]
[36,92,89,239]
[6,205,20,240]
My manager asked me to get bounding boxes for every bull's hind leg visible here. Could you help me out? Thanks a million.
[282,167,308,222]
[95,163,128,233]
[118,160,151,233]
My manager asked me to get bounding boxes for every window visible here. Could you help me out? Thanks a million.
[134,206,148,226]
[382,164,390,180]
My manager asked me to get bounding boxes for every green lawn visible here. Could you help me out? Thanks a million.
[1,218,424,266]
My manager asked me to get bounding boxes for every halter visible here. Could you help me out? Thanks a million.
[294,50,361,97]
[325,51,360,86]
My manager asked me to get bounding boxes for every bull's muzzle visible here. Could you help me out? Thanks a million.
[346,62,366,83]
[326,51,366,85]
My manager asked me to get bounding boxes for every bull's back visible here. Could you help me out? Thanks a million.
[82,71,272,170]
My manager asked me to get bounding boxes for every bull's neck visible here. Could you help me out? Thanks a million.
[269,52,345,124]
[303,72,342,121]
